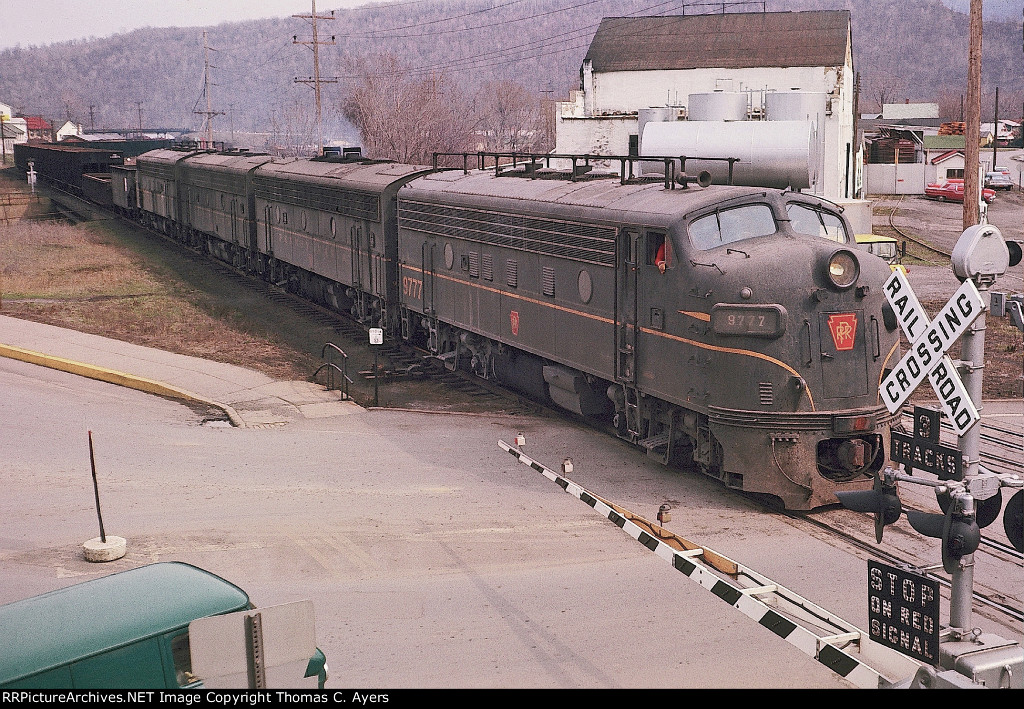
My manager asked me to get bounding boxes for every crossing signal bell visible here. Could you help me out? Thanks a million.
[835,470,901,543]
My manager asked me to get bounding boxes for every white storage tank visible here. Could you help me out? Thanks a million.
[640,120,817,190]
[687,92,748,122]
[765,91,828,125]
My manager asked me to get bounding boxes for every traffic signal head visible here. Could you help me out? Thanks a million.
[835,471,901,543]
[1005,490,1023,553]
[1007,239,1022,268]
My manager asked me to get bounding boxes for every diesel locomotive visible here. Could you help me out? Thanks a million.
[27,144,903,510]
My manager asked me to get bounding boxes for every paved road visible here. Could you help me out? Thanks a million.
[0,356,873,689]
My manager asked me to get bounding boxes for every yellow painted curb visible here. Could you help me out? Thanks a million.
[0,342,244,427]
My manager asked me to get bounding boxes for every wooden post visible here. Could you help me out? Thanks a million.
[963,0,983,229]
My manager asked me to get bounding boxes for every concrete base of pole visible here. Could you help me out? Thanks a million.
[83,536,127,562]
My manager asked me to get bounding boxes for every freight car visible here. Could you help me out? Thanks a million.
[31,143,903,510]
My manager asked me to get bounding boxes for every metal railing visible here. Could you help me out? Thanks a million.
[315,343,352,400]
[431,151,740,189]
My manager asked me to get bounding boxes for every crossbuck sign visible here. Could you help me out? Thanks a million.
[879,269,983,437]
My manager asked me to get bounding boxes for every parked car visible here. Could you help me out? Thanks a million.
[925,180,996,203]
[0,562,328,689]
[985,171,1014,190]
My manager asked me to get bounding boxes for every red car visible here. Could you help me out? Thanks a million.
[925,180,995,203]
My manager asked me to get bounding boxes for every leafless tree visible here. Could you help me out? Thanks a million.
[341,54,477,164]
[475,80,553,154]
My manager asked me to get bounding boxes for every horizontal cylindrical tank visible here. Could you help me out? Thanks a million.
[687,92,748,122]
[640,120,816,190]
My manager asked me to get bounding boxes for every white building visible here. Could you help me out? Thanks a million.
[555,11,858,201]
[56,120,84,141]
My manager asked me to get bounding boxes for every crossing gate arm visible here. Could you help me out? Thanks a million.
[498,440,923,688]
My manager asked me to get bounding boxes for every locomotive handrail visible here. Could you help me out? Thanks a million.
[431,151,739,188]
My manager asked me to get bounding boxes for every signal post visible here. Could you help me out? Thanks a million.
[841,224,1023,688]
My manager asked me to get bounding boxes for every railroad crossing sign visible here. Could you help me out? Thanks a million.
[879,269,983,437]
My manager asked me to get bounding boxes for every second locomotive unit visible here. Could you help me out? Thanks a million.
[54,143,903,510]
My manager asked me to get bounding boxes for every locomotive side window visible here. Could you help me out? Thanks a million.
[646,231,669,270]
[786,204,847,243]
[688,205,775,251]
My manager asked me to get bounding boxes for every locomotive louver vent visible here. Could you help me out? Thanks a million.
[482,254,494,281]
[542,267,556,297]
[506,260,518,287]
[759,382,774,406]
[254,178,380,222]
[469,251,480,278]
[399,200,615,266]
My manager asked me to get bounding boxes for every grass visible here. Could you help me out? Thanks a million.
[0,218,316,381]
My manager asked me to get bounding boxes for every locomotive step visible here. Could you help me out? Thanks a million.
[638,432,671,451]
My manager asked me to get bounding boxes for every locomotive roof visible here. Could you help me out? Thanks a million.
[136,148,206,166]
[182,151,274,172]
[401,168,777,223]
[255,158,431,192]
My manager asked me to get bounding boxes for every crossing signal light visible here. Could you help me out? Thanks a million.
[907,493,981,574]
[1005,490,1023,553]
[835,471,901,542]
[1006,239,1022,268]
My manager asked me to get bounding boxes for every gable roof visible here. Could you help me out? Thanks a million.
[584,10,851,73]
[22,116,52,131]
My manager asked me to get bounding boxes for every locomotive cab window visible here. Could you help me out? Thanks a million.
[646,231,670,270]
[688,205,776,251]
[786,203,847,243]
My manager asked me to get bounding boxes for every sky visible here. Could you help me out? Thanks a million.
[0,1,371,50]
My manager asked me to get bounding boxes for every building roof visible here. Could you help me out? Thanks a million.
[22,116,52,131]
[1,122,24,139]
[882,103,939,120]
[583,10,851,73]
[930,150,964,165]
[923,135,966,150]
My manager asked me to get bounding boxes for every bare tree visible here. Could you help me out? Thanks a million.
[864,73,909,113]
[475,80,553,154]
[342,54,477,164]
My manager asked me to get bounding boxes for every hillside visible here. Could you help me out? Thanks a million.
[0,0,1021,146]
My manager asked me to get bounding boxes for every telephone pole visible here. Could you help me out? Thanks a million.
[963,0,982,229]
[194,30,225,148]
[293,1,337,156]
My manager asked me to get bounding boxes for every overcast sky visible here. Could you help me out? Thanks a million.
[0,1,371,50]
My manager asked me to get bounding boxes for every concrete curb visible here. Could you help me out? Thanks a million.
[0,342,245,427]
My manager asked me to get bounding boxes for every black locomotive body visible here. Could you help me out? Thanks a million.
[22,143,904,510]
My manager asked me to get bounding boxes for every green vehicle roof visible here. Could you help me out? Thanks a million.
[0,562,250,686]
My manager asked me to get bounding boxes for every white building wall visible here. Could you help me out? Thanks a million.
[558,51,857,201]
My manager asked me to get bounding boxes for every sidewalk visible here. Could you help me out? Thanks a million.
[0,315,361,427]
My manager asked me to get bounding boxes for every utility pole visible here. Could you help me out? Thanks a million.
[293,1,337,156]
[992,86,999,172]
[88,105,96,131]
[963,0,982,230]
[135,101,143,139]
[194,30,225,148]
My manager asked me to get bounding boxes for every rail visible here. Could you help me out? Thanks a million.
[316,343,351,400]
[431,151,739,189]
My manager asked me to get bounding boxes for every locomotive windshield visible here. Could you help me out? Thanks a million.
[688,204,776,251]
[785,203,848,243]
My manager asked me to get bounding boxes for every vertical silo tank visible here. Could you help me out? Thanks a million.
[686,92,748,122]
[765,91,828,124]
[639,120,815,190]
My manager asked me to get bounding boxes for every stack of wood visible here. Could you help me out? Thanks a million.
[939,122,966,135]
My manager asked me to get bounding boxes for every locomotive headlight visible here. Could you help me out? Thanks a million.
[825,249,860,290]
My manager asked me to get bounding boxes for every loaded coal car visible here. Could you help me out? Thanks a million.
[13,142,124,196]
[395,161,901,510]
[251,157,430,330]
